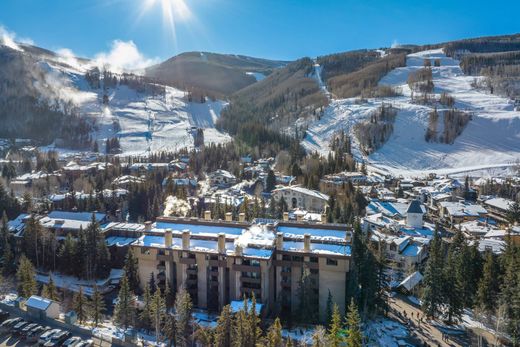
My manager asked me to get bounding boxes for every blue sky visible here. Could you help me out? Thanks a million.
[1,0,519,62]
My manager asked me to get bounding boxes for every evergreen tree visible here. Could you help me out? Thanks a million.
[421,230,444,318]
[297,269,319,323]
[499,237,520,343]
[174,286,193,347]
[73,286,88,324]
[266,170,276,192]
[326,290,333,327]
[1,213,14,275]
[345,298,363,347]
[477,251,500,314]
[123,250,140,294]
[149,272,157,293]
[285,338,294,347]
[41,275,59,301]
[194,326,214,346]
[248,295,261,347]
[90,285,106,327]
[443,242,464,324]
[114,275,136,328]
[507,200,520,224]
[151,287,166,343]
[16,255,37,298]
[163,314,177,347]
[328,304,344,347]
[140,283,153,331]
[266,317,283,347]
[214,305,232,347]
[311,325,329,347]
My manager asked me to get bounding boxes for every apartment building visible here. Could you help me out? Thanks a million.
[130,212,352,321]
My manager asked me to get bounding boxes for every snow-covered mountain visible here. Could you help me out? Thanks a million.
[303,49,520,176]
[0,43,231,156]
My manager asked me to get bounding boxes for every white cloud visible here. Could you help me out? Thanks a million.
[0,26,22,51]
[93,40,160,73]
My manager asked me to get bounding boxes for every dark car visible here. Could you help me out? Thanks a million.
[0,309,9,322]
[44,330,72,347]
[27,326,51,343]
[19,323,39,339]
[0,317,22,333]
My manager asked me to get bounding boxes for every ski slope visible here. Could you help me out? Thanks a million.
[36,57,231,156]
[303,49,520,176]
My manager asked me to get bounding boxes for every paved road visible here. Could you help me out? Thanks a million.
[388,294,498,346]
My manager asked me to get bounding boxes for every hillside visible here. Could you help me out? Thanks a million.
[303,49,520,175]
[0,43,231,155]
[145,51,286,97]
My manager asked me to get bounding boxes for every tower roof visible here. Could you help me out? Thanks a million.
[407,200,423,214]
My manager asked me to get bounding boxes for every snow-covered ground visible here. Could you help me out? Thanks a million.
[303,49,520,177]
[36,58,231,156]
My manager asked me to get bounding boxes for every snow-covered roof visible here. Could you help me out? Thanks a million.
[440,202,487,217]
[154,221,246,237]
[398,271,423,291]
[473,239,506,254]
[40,211,106,231]
[484,197,514,212]
[272,186,329,201]
[106,236,138,247]
[282,240,351,256]
[8,213,28,234]
[276,225,347,241]
[230,300,263,314]
[25,296,55,311]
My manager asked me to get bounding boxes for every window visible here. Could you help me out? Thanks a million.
[292,255,303,262]
[282,255,291,261]
[292,198,297,208]
[309,257,318,263]
[141,248,151,255]
[310,268,319,275]
[326,258,338,266]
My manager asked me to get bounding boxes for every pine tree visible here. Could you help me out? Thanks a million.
[174,286,193,347]
[326,290,333,327]
[1,213,14,275]
[74,286,88,324]
[345,299,363,347]
[266,170,276,192]
[266,317,282,347]
[443,243,464,324]
[421,230,444,318]
[328,304,344,347]
[285,338,294,347]
[123,249,140,294]
[151,287,166,343]
[248,295,261,347]
[232,298,249,347]
[149,272,157,293]
[311,325,329,347]
[114,275,136,328]
[42,275,59,301]
[214,305,232,347]
[195,326,214,346]
[140,283,153,331]
[90,285,105,327]
[16,255,37,298]
[477,251,499,314]
[163,314,177,347]
[507,200,520,224]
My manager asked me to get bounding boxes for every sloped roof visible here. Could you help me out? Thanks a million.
[407,200,423,214]
[399,271,423,292]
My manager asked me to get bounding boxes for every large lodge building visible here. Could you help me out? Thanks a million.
[130,212,352,321]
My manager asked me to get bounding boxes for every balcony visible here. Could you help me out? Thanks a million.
[180,257,196,265]
[232,264,261,272]
[241,277,261,284]
[157,264,166,271]
[157,254,171,262]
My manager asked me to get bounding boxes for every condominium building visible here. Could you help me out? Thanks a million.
[130,212,352,321]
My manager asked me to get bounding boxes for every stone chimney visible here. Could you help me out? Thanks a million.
[296,214,304,222]
[145,221,152,232]
[346,231,352,244]
[276,232,284,251]
[204,210,211,221]
[238,213,246,222]
[321,213,327,224]
[182,230,190,250]
[165,228,173,248]
[218,233,226,254]
[235,244,243,256]
[225,212,232,222]
[304,233,311,252]
[283,212,289,221]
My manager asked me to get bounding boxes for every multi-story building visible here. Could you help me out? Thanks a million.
[130,212,352,321]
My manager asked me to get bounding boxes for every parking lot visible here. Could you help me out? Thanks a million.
[0,310,98,347]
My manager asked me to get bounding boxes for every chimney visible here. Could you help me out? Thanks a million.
[303,233,311,252]
[165,229,173,248]
[218,233,226,254]
[321,213,327,224]
[276,232,284,251]
[204,210,211,221]
[346,231,352,244]
[145,221,152,232]
[283,212,289,221]
[296,214,304,222]
[182,230,190,250]
[235,244,243,256]
[238,213,246,222]
[225,212,232,222]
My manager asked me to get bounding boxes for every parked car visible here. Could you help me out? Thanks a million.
[27,326,51,343]
[19,323,39,339]
[0,317,22,333]
[11,320,30,335]
[62,336,82,347]
[75,339,93,347]
[0,309,9,322]
[44,330,72,347]
[39,329,62,346]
